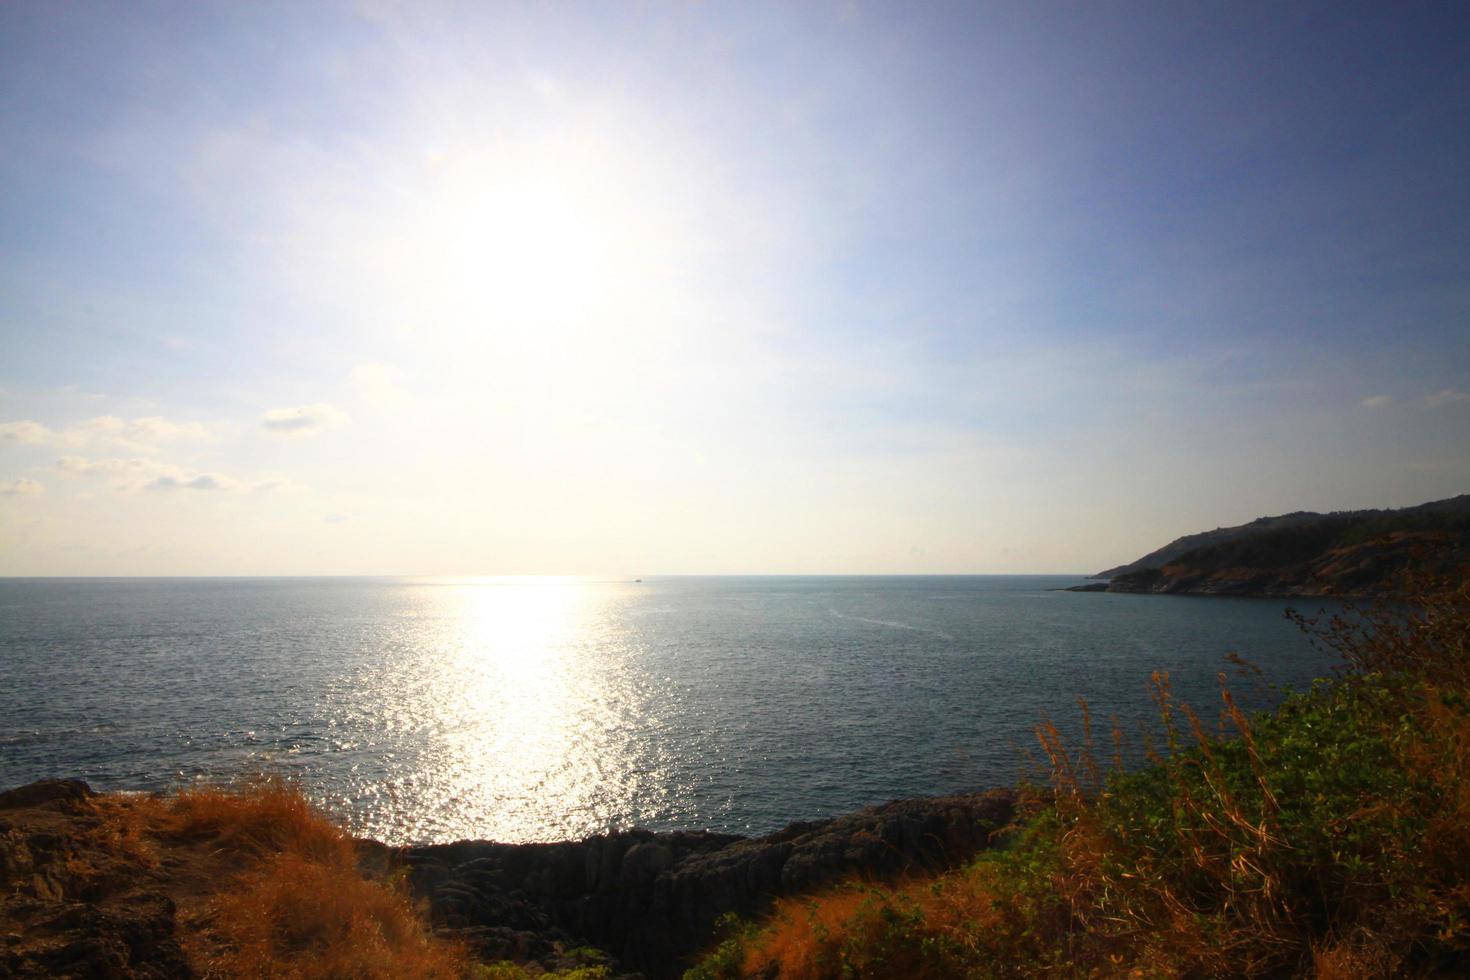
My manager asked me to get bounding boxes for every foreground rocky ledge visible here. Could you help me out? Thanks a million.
[0,780,190,977]
[2,779,1014,978]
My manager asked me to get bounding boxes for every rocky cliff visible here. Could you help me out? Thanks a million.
[388,789,1015,978]
[0,780,191,978]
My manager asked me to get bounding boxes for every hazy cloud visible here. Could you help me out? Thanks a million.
[1360,395,1393,408]
[186,473,236,490]
[262,403,349,436]
[57,456,246,493]
[0,478,44,496]
[0,415,208,451]
[323,514,349,524]
[146,471,239,492]
[82,415,208,449]
[56,455,170,479]
[350,363,408,407]
[0,420,52,444]
[1424,389,1469,409]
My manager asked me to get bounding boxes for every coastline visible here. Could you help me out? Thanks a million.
[0,778,1014,979]
[7,570,1468,977]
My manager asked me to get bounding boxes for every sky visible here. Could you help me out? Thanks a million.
[1,1,1468,576]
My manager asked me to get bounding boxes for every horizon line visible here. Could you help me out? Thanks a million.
[0,571,1097,580]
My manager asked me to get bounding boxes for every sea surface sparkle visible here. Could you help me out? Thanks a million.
[0,576,1339,844]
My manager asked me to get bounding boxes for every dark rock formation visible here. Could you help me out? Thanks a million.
[397,789,1015,978]
[2,779,1013,979]
[1,780,192,979]
[0,779,95,811]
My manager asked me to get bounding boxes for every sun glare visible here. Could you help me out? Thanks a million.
[389,138,674,352]
[436,178,610,323]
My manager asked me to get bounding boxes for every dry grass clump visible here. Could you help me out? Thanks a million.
[168,779,357,863]
[202,847,465,979]
[691,572,1470,978]
[71,790,169,873]
[81,779,469,978]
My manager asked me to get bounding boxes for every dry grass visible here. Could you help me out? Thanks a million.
[742,889,875,978]
[736,860,1064,980]
[80,779,469,979]
[167,779,357,862]
[201,848,464,979]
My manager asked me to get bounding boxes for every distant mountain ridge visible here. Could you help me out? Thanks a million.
[1095,494,1470,597]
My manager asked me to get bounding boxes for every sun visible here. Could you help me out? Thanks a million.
[312,122,700,428]
[436,175,614,327]
[391,137,669,348]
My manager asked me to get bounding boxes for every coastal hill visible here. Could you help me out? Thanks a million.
[1095,494,1470,596]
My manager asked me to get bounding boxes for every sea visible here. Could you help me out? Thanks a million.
[0,575,1345,845]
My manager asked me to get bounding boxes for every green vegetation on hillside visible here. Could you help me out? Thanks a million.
[1106,501,1470,595]
[689,573,1470,977]
[1095,495,1470,594]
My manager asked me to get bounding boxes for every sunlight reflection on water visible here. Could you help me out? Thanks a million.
[341,577,676,843]
[0,576,1340,845]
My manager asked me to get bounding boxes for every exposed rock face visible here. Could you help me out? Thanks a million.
[398,789,1015,978]
[1,780,192,979]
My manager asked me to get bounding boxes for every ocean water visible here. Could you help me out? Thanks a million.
[0,576,1343,845]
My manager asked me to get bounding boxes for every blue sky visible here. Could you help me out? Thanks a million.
[1,1,1467,575]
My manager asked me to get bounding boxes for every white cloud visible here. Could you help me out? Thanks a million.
[0,415,208,451]
[261,403,349,436]
[350,363,409,407]
[56,456,245,493]
[1360,394,1393,408]
[0,420,52,444]
[1424,389,1469,409]
[57,455,172,479]
[0,478,44,496]
[186,473,236,491]
[84,415,208,448]
[146,472,240,492]
[77,417,126,438]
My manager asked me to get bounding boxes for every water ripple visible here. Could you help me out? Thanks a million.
[0,576,1338,844]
